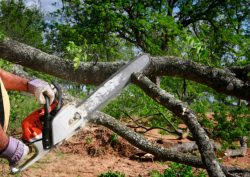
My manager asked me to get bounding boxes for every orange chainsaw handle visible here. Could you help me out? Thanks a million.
[21,100,58,143]
[22,83,62,144]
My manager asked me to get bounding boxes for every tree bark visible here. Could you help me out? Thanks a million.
[131,73,225,177]
[225,137,248,157]
[0,39,249,101]
[90,111,204,167]
[169,141,221,153]
[90,111,250,177]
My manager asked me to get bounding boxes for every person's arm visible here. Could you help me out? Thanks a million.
[0,69,29,91]
[0,69,55,104]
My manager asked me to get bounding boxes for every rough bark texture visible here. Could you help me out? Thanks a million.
[225,137,248,157]
[229,65,250,82]
[169,141,221,153]
[90,111,204,168]
[0,39,249,101]
[0,38,125,84]
[90,111,250,177]
[148,56,250,101]
[131,73,225,177]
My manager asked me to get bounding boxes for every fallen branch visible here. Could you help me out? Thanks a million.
[0,39,250,101]
[89,111,250,177]
[158,110,192,139]
[131,73,225,177]
[90,111,204,167]
[169,141,221,153]
[128,124,176,134]
[1,38,249,176]
[123,111,176,134]
[224,137,248,157]
[169,142,198,153]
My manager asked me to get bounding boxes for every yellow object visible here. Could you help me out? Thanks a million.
[0,78,10,132]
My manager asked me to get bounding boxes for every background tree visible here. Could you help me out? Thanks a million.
[0,0,44,48]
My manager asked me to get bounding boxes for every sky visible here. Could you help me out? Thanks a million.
[25,0,62,12]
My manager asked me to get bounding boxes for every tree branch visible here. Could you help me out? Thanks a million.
[229,65,250,82]
[169,141,221,153]
[148,56,250,101]
[0,39,249,101]
[131,73,225,177]
[224,137,248,157]
[90,111,204,167]
[90,111,250,177]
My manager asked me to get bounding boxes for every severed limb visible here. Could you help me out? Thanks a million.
[131,73,225,177]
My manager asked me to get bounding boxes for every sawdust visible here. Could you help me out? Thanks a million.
[58,126,139,158]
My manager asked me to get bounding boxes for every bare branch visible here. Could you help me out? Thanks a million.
[148,56,250,101]
[89,111,250,177]
[90,111,204,167]
[131,73,225,177]
[224,137,248,157]
[0,39,250,100]
[169,141,221,153]
[61,83,249,177]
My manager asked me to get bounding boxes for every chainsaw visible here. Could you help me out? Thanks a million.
[11,54,150,173]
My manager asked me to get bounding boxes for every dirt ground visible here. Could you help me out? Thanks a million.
[0,124,249,177]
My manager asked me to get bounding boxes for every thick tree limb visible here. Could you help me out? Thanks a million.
[131,73,225,177]
[229,65,250,82]
[224,137,248,157]
[90,111,204,167]
[148,56,250,101]
[0,38,126,84]
[169,141,221,153]
[0,39,250,101]
[90,111,250,177]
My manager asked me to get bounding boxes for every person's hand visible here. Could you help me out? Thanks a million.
[28,79,55,104]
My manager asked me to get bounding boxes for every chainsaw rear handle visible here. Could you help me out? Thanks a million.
[42,83,62,149]
[42,95,52,149]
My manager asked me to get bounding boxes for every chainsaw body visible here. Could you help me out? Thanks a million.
[21,101,58,143]
[11,54,150,173]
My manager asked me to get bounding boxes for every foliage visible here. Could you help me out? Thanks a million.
[45,1,249,143]
[0,29,5,41]
[168,31,210,65]
[46,0,249,64]
[98,171,125,177]
[150,163,206,177]
[66,41,88,69]
[104,85,179,131]
[0,0,44,48]
[46,4,136,61]
[110,133,118,143]
[189,88,250,147]
[8,92,39,133]
[212,103,250,146]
